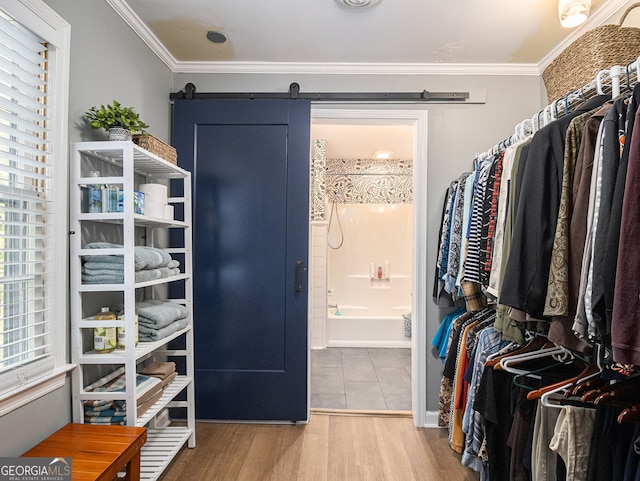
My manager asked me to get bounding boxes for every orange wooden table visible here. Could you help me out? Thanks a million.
[22,423,147,481]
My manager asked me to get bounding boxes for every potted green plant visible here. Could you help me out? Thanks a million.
[85,100,149,140]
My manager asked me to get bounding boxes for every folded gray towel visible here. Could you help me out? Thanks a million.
[136,246,172,269]
[135,300,188,328]
[83,243,174,270]
[138,317,189,341]
[82,269,162,284]
[83,242,147,270]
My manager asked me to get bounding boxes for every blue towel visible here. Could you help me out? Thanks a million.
[83,400,125,411]
[85,407,126,417]
[84,415,126,422]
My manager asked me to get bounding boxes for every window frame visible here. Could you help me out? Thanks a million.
[0,0,72,416]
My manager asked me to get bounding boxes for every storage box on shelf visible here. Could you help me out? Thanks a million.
[70,141,195,481]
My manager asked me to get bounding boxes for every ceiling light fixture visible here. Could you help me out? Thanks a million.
[335,0,382,8]
[206,30,227,44]
[558,0,591,28]
[374,150,393,159]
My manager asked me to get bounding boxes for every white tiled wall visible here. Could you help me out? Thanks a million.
[310,222,328,349]
[327,204,412,314]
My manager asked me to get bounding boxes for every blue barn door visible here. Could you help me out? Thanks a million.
[173,99,310,421]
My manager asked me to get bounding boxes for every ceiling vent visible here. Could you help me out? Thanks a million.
[336,0,382,8]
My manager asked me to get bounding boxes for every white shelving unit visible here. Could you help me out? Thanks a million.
[69,141,195,481]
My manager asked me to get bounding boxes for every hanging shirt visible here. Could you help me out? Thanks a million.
[612,102,640,365]
[481,154,504,286]
[547,105,610,354]
[488,138,530,298]
[584,97,627,343]
[543,109,596,318]
[463,159,493,284]
[437,180,458,280]
[591,87,638,358]
[573,117,606,341]
[456,171,477,288]
[461,325,507,472]
[444,173,472,294]
[499,95,610,319]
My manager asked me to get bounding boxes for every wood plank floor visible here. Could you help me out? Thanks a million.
[159,413,479,481]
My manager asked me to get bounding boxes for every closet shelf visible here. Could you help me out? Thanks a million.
[136,376,192,427]
[76,212,189,228]
[75,141,188,180]
[75,273,191,292]
[76,327,192,364]
[140,427,193,481]
[70,140,195,481]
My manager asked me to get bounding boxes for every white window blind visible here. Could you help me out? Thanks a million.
[0,8,54,397]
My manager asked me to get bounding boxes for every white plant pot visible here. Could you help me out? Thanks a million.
[108,127,132,141]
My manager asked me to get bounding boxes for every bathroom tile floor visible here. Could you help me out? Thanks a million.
[310,347,412,411]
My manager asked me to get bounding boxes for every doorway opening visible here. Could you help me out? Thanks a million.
[308,108,428,425]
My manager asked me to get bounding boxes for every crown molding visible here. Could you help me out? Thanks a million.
[107,0,541,76]
[109,0,628,77]
[106,0,178,71]
[171,61,540,76]
[538,0,632,73]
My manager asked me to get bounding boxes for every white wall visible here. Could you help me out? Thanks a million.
[0,0,173,456]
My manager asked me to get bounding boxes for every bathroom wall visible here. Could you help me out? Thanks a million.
[322,151,413,346]
[327,203,412,317]
[325,155,413,318]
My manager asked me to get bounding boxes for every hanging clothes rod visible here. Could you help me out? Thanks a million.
[478,55,640,161]
[169,82,470,103]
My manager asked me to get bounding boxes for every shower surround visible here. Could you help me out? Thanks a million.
[309,138,413,349]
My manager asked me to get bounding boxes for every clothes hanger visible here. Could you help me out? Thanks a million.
[485,334,550,368]
[594,382,640,408]
[541,382,577,409]
[553,98,562,121]
[625,61,633,93]
[571,374,609,397]
[617,404,640,423]
[512,355,579,390]
[596,69,607,96]
[526,362,600,401]
[499,345,571,374]
[537,355,595,409]
[581,373,640,403]
[541,383,598,409]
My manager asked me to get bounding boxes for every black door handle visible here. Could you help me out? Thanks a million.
[295,260,306,293]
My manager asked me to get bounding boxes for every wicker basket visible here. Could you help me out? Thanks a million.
[133,134,177,165]
[542,2,640,103]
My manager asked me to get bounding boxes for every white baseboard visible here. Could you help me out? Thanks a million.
[423,411,443,428]
[326,339,411,348]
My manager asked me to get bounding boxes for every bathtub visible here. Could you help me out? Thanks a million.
[325,306,411,348]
